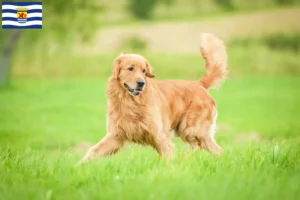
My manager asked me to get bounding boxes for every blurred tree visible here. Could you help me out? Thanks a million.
[214,0,235,11]
[161,0,175,6]
[275,0,298,5]
[262,33,300,53]
[0,0,101,86]
[0,30,22,86]
[128,0,158,19]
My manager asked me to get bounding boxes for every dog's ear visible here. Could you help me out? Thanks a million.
[145,60,155,78]
[112,55,123,79]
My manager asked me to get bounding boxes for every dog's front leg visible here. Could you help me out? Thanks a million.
[77,134,124,165]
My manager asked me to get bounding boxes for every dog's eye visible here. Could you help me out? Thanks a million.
[128,67,134,71]
[142,69,146,73]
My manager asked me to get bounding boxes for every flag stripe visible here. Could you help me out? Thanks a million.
[2,5,42,10]
[2,9,42,14]
[2,17,42,21]
[2,25,42,29]
[2,21,42,26]
[2,2,42,6]
[2,2,42,29]
[2,13,42,18]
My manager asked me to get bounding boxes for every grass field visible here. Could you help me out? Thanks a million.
[0,75,299,200]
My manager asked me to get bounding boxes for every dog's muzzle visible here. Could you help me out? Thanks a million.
[124,83,144,96]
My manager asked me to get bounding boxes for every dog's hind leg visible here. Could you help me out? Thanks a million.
[197,135,222,156]
[179,109,222,156]
[77,134,124,165]
[181,127,222,156]
[151,134,174,159]
[197,112,222,156]
[195,119,222,156]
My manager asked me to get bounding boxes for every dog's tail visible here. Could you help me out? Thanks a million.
[199,33,228,90]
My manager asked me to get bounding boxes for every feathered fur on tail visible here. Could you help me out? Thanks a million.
[199,33,228,90]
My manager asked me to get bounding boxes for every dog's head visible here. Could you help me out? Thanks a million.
[112,53,155,96]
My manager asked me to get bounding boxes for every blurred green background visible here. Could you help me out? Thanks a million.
[1,0,300,79]
[0,0,300,200]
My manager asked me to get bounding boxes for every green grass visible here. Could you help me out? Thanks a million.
[0,76,300,200]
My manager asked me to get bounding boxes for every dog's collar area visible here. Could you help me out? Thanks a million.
[124,83,143,96]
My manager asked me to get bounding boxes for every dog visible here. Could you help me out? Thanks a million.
[78,33,228,164]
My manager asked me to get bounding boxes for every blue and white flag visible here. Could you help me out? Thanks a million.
[2,2,42,29]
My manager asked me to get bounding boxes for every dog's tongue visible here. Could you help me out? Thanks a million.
[134,89,142,93]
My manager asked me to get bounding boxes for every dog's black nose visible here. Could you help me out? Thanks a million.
[136,80,145,87]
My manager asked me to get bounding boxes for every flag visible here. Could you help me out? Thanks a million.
[2,2,42,29]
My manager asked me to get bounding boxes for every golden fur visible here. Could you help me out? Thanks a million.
[79,33,228,164]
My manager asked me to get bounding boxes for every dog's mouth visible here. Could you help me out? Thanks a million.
[124,83,144,96]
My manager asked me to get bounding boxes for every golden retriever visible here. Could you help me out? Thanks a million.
[78,33,228,164]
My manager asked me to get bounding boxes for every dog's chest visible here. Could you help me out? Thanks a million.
[108,103,157,144]
[118,115,155,143]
